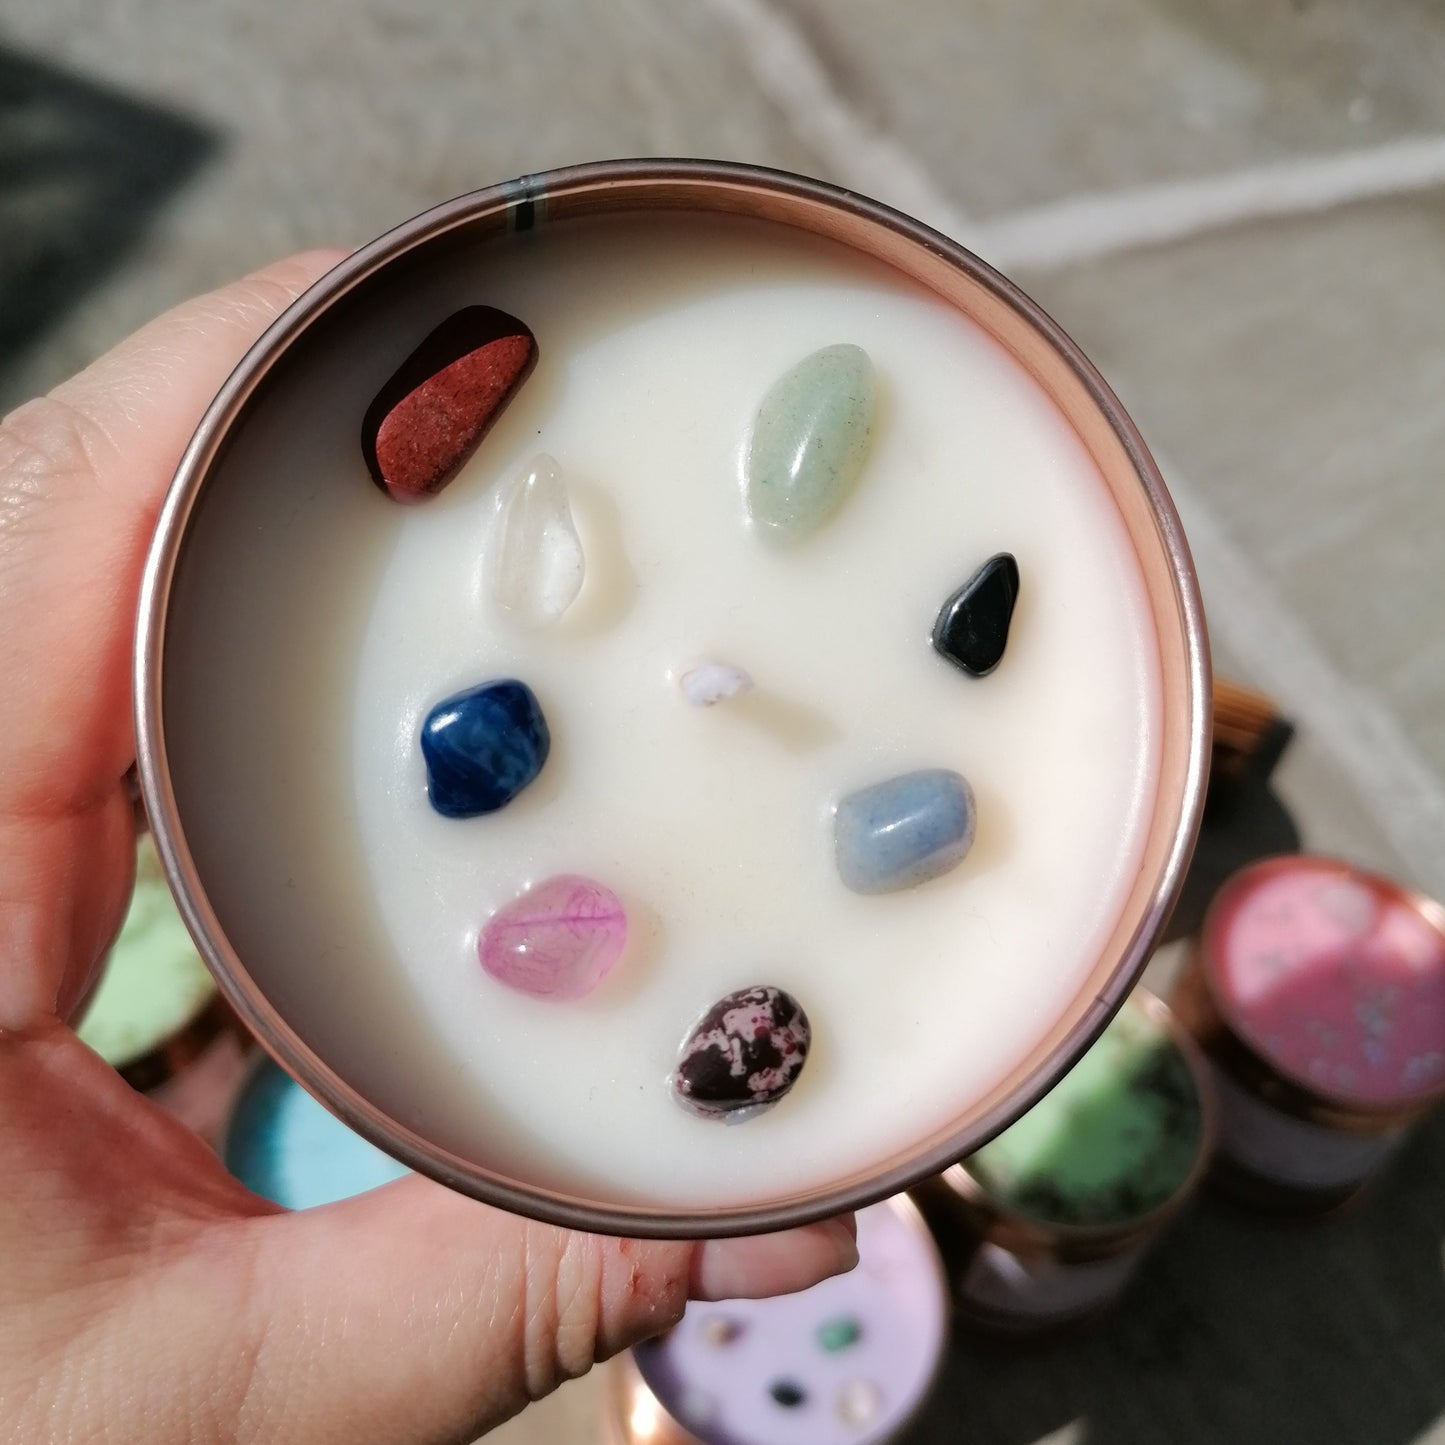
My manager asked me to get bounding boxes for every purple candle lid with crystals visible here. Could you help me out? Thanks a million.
[631,1199,946,1445]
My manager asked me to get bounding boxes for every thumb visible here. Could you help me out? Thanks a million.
[234,1175,857,1444]
[0,249,347,1031]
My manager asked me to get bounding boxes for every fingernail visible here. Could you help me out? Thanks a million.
[822,1217,860,1275]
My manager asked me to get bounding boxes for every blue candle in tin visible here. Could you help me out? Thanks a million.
[224,1060,409,1208]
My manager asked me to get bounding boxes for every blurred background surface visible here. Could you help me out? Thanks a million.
[4,2,1444,1441]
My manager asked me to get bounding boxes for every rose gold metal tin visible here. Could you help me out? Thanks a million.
[1175,855,1445,1216]
[914,990,1216,1336]
[135,159,1210,1239]
[603,1193,949,1445]
[603,1361,696,1445]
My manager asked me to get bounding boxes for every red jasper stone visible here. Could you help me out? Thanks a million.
[362,306,537,502]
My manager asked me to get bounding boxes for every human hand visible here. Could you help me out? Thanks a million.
[0,253,857,1444]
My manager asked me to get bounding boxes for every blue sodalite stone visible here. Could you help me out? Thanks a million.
[834,768,976,894]
[420,679,550,818]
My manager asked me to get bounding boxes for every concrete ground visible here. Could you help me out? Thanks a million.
[4,2,1445,1442]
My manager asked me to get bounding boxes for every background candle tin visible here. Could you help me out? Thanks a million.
[1174,854,1445,1216]
[914,991,1215,1336]
[75,831,250,1140]
[604,1195,948,1445]
[135,159,1209,1237]
[220,1056,410,1209]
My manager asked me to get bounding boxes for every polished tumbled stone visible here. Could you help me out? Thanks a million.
[478,874,626,999]
[488,452,585,629]
[700,1316,745,1348]
[744,343,876,543]
[932,552,1020,677]
[679,659,754,707]
[363,306,537,503]
[769,1380,808,1409]
[816,1316,862,1353]
[834,768,976,894]
[672,985,811,1119]
[836,1379,884,1429]
[420,679,550,818]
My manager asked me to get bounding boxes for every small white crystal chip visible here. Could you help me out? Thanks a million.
[488,453,585,628]
[836,1379,884,1429]
[679,660,755,707]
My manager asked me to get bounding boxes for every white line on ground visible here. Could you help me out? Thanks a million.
[701,0,986,250]
[712,0,1445,272]
[983,133,1445,272]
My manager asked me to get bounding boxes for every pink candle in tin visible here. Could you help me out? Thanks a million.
[1208,857,1445,1106]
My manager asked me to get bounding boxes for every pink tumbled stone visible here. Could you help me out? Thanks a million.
[478,874,627,1000]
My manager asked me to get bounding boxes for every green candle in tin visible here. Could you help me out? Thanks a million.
[77,835,217,1069]
[967,1004,1202,1227]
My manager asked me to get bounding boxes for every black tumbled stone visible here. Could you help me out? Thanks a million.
[931,552,1020,677]
[769,1380,807,1409]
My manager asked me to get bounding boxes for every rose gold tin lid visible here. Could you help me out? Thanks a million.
[135,160,1210,1237]
[1191,855,1445,1128]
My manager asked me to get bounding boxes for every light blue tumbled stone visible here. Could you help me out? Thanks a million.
[834,768,976,894]
[744,343,876,543]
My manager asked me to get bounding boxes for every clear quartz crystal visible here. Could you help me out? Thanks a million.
[488,453,585,628]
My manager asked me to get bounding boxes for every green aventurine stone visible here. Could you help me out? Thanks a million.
[816,1315,862,1352]
[744,343,876,543]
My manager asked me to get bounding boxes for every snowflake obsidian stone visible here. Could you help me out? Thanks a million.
[671,985,811,1120]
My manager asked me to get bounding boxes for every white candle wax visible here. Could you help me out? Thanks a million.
[164,215,1160,1208]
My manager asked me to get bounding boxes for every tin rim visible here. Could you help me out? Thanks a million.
[1196,853,1445,1123]
[135,158,1210,1239]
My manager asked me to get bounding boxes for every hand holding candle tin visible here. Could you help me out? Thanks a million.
[137,161,1210,1235]
[0,251,858,1445]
